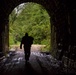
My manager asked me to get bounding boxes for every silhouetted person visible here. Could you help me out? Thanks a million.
[20,33,34,62]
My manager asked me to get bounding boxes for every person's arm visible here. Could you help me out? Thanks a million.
[20,39,23,49]
[20,42,22,49]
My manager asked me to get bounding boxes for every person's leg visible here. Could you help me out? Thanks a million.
[28,50,31,58]
[24,47,27,61]
[28,47,31,60]
[25,47,31,61]
[25,51,27,60]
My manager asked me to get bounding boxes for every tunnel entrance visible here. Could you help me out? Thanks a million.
[0,0,63,59]
[9,2,51,53]
[0,0,76,74]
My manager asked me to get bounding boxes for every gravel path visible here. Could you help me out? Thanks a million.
[10,44,46,52]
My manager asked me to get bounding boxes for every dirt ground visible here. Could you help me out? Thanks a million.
[10,44,46,52]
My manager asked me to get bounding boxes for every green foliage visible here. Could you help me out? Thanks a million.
[9,2,51,51]
[9,35,14,45]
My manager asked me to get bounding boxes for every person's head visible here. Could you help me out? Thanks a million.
[25,33,28,36]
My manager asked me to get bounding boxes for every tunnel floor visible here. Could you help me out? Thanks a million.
[0,50,74,75]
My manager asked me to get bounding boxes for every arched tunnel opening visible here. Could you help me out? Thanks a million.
[0,0,76,75]
[9,2,52,53]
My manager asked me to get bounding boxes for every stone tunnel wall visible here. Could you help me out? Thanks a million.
[0,0,76,69]
[0,0,61,56]
[0,0,71,57]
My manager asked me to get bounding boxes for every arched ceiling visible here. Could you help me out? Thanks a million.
[0,0,67,27]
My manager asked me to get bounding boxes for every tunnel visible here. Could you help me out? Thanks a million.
[0,0,76,74]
